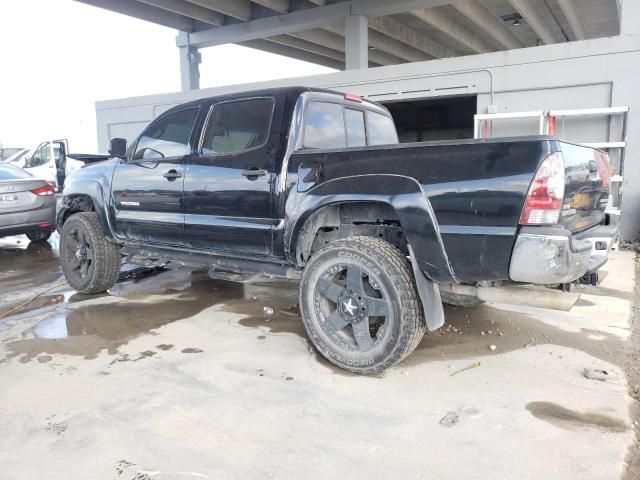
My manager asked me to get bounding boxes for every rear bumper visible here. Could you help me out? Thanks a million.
[509,223,618,284]
[0,203,56,237]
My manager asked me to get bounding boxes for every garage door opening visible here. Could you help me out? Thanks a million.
[383,96,477,143]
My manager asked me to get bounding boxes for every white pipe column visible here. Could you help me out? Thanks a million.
[178,32,201,91]
[344,14,368,70]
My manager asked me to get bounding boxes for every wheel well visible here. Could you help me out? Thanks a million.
[295,202,407,265]
[58,195,96,228]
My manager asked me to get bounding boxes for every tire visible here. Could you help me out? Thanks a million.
[440,290,484,308]
[26,231,52,242]
[299,236,426,374]
[60,212,120,294]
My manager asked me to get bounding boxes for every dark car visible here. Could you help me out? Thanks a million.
[0,163,56,241]
[56,87,617,373]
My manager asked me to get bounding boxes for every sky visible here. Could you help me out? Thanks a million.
[0,0,335,152]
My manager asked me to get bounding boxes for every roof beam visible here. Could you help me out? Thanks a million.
[368,16,458,59]
[454,1,524,50]
[267,34,344,62]
[239,38,343,69]
[137,0,224,26]
[185,0,251,21]
[350,0,460,18]
[181,2,351,47]
[251,0,290,14]
[326,24,431,63]
[507,0,564,44]
[557,0,586,40]
[290,29,404,66]
[75,0,195,31]
[411,7,494,54]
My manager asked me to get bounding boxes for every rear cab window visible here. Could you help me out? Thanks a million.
[303,98,398,150]
[0,164,32,180]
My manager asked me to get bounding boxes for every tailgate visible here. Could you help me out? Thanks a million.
[558,142,610,233]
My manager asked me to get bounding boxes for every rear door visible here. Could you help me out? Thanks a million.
[559,142,610,232]
[111,107,199,246]
[183,96,279,255]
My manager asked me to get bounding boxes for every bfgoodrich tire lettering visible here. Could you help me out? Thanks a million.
[60,212,120,294]
[299,236,426,374]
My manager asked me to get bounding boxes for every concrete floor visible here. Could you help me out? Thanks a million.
[0,234,637,480]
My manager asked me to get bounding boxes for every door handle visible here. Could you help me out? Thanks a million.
[241,167,268,179]
[163,169,182,180]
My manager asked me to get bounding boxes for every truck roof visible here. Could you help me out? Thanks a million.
[164,86,386,115]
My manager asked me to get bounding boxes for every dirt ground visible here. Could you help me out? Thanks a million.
[0,233,638,480]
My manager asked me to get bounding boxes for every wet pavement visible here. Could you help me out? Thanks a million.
[0,233,638,479]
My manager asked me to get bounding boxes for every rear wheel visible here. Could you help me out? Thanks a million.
[299,236,425,374]
[26,231,52,242]
[60,212,120,294]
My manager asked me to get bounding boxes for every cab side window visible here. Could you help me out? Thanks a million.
[202,98,274,155]
[304,102,346,149]
[133,108,198,160]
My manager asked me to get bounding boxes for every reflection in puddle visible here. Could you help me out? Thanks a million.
[5,268,302,362]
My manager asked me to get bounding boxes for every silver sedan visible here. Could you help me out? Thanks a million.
[0,163,56,242]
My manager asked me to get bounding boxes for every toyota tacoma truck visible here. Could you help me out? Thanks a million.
[57,87,617,373]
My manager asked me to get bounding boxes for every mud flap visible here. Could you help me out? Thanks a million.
[408,246,445,331]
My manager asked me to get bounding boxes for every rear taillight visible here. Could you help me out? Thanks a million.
[519,152,565,225]
[30,184,56,196]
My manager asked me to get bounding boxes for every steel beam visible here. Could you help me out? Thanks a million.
[368,16,458,59]
[411,7,494,54]
[349,0,461,18]
[344,15,368,70]
[137,0,224,26]
[556,0,586,40]
[454,1,524,49]
[507,0,564,44]
[75,0,195,31]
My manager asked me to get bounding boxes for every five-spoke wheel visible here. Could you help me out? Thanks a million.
[299,236,426,374]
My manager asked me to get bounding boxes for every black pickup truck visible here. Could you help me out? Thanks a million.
[57,87,617,373]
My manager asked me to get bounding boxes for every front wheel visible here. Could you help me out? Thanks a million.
[60,212,120,294]
[299,236,426,374]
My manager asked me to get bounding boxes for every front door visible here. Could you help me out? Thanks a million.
[111,107,199,246]
[183,96,279,255]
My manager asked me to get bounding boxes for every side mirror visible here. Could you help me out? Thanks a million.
[23,157,31,167]
[108,138,127,158]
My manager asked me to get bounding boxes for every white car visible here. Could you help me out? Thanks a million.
[22,140,84,189]
[3,148,31,168]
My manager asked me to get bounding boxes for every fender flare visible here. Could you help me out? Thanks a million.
[57,179,116,242]
[285,174,456,284]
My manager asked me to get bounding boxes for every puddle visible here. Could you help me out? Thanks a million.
[526,401,628,433]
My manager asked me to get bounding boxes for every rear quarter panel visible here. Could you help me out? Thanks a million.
[286,137,556,283]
